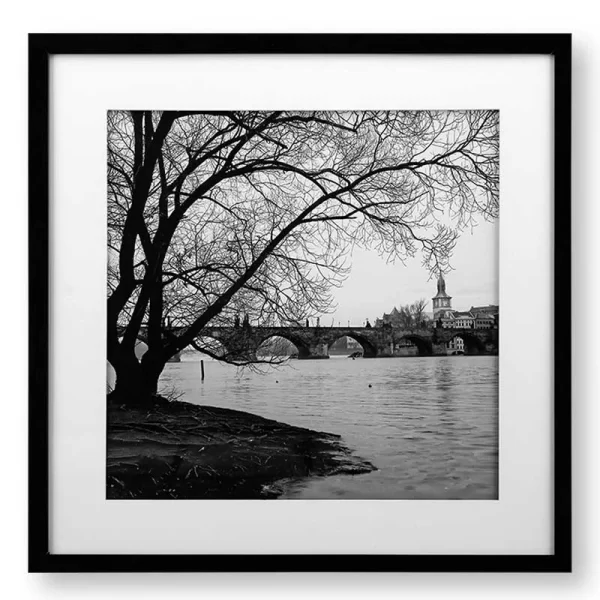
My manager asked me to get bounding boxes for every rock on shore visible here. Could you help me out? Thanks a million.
[107,396,375,499]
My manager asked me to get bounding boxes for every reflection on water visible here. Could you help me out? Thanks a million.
[159,355,498,499]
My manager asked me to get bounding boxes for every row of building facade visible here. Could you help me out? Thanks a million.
[375,274,499,331]
[431,273,498,329]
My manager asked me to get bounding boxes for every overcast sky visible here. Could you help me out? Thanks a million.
[326,218,498,327]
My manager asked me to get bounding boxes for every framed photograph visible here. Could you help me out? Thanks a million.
[29,33,571,572]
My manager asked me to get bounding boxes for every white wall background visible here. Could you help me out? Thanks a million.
[0,0,597,597]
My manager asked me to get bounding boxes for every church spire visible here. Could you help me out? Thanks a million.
[437,272,446,295]
[432,272,452,320]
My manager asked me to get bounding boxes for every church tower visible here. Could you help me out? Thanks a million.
[432,273,452,321]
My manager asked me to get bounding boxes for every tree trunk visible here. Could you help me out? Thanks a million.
[108,347,165,406]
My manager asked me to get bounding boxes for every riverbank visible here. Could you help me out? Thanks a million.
[107,395,376,499]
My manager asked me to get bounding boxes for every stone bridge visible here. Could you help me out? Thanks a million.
[133,325,498,360]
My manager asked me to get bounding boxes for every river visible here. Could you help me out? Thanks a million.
[157,354,498,500]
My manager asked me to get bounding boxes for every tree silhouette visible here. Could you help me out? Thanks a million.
[410,298,429,329]
[107,110,498,403]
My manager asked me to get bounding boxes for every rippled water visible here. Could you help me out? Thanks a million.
[159,354,498,499]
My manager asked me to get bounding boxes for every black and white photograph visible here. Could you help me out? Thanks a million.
[106,109,500,500]
[21,27,574,576]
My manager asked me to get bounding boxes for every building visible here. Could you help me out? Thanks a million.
[329,336,363,355]
[470,304,499,315]
[473,315,495,329]
[432,273,453,321]
[432,278,498,329]
[446,336,465,354]
[375,307,403,328]
[439,309,498,330]
[470,305,499,329]
[346,337,362,350]
[374,306,431,329]
[452,311,475,329]
[373,275,499,331]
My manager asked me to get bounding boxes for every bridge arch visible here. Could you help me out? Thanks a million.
[397,334,433,356]
[256,333,311,359]
[447,332,485,355]
[327,332,378,358]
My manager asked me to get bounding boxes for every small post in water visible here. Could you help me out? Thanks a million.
[201,359,205,381]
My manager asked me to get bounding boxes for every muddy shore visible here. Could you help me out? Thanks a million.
[107,396,375,499]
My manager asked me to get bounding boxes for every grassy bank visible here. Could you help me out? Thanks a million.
[107,396,375,499]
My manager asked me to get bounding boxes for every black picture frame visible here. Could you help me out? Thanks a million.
[29,33,572,573]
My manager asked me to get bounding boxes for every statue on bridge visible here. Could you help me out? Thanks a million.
[234,314,240,328]
[242,314,250,329]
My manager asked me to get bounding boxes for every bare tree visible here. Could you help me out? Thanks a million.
[107,110,498,404]
[396,305,413,329]
[410,298,429,328]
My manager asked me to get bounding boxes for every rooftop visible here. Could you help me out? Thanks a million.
[470,305,499,314]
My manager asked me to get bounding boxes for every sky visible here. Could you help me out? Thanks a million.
[326,217,499,327]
